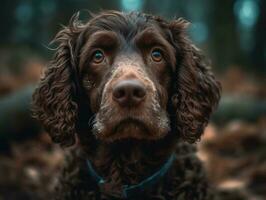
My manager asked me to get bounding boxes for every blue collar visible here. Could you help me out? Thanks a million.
[86,154,176,198]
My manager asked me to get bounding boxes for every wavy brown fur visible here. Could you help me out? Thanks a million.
[32,11,221,200]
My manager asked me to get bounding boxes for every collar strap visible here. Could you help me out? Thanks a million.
[86,154,176,198]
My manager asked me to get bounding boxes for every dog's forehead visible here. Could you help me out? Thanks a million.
[87,13,165,42]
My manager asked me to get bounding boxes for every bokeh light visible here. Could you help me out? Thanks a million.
[121,0,144,12]
[15,2,33,24]
[234,0,259,28]
[234,0,260,52]
[189,22,209,44]
[40,0,56,15]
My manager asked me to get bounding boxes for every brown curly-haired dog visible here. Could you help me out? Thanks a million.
[32,11,221,200]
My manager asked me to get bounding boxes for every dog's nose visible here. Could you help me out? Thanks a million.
[112,79,146,107]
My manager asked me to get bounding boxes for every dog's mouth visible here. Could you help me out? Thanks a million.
[113,118,150,135]
[94,116,163,142]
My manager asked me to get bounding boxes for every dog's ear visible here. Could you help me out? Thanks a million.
[32,13,84,147]
[169,18,221,143]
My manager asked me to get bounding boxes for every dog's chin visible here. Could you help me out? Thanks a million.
[94,118,168,143]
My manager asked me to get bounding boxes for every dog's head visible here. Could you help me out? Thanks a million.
[32,11,221,146]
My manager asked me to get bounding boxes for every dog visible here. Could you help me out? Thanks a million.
[32,11,221,199]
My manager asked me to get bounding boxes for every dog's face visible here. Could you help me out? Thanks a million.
[32,11,221,146]
[80,22,176,141]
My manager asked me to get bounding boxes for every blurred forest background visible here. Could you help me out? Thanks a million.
[0,0,265,200]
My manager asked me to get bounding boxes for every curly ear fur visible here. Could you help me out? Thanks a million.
[170,19,221,143]
[32,13,84,147]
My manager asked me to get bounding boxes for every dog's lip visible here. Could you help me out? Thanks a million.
[112,117,150,134]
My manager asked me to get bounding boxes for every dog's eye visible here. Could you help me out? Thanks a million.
[151,49,163,62]
[92,50,105,64]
